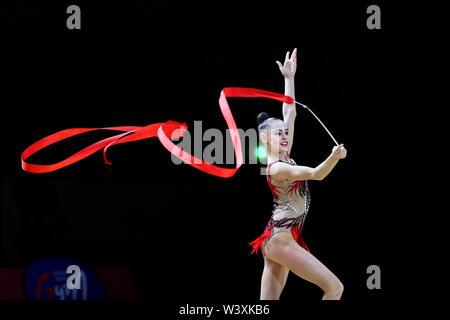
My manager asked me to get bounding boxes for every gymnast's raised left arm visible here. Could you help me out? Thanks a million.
[276,48,298,154]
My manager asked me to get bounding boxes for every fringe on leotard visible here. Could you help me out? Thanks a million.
[249,218,309,255]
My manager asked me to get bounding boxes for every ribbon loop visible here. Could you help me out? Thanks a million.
[21,87,293,177]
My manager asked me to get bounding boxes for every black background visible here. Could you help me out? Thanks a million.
[0,0,436,314]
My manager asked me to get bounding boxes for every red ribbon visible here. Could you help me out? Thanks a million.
[21,87,294,177]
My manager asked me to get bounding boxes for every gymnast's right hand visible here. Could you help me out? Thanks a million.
[331,144,347,159]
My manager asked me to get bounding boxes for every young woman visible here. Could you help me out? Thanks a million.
[249,48,347,300]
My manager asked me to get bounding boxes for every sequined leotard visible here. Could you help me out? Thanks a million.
[249,153,311,255]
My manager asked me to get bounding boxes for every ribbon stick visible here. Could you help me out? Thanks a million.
[21,87,294,177]
[294,101,339,146]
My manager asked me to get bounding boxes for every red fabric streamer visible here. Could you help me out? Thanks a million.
[21,87,294,177]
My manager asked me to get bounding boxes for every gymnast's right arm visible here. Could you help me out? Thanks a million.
[270,144,347,181]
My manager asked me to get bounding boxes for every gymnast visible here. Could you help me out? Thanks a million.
[249,48,347,300]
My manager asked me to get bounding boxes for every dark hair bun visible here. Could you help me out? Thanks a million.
[257,112,270,126]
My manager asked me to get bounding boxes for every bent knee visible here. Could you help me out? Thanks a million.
[326,277,344,296]
[335,279,344,295]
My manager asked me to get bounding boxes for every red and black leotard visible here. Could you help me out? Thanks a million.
[249,153,311,255]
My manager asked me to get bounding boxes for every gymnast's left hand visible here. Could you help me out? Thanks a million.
[276,48,297,79]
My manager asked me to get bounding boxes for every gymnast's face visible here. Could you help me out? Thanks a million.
[260,119,289,154]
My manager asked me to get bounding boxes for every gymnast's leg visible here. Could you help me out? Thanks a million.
[260,242,290,300]
[263,232,343,300]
